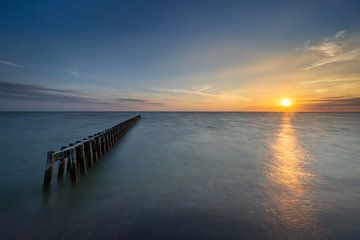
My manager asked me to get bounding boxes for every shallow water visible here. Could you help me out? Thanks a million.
[0,112,359,239]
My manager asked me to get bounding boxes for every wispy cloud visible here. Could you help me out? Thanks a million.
[0,81,94,103]
[0,60,26,68]
[0,81,164,110]
[65,68,113,84]
[334,30,346,39]
[151,85,249,101]
[115,98,148,103]
[66,68,81,77]
[304,49,360,70]
[299,30,360,70]
[152,85,214,96]
[300,75,360,84]
[114,98,165,106]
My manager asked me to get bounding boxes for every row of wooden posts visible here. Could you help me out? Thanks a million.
[43,115,141,188]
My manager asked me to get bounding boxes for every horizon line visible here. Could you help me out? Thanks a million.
[1,111,359,113]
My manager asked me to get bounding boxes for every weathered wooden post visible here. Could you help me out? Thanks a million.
[84,140,94,168]
[95,135,101,157]
[100,135,104,156]
[69,143,80,170]
[101,135,106,153]
[104,133,109,151]
[91,138,99,163]
[76,143,87,175]
[112,130,115,144]
[116,127,119,140]
[109,132,112,148]
[68,148,78,183]
[43,151,55,188]
[106,133,111,150]
[58,146,67,179]
[120,124,124,137]
[117,127,120,140]
[109,131,114,148]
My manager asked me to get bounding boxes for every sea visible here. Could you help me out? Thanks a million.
[0,112,359,240]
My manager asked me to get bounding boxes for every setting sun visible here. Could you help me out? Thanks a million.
[280,99,292,107]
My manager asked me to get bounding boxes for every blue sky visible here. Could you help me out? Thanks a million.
[1,0,360,111]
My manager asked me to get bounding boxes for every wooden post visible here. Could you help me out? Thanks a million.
[109,131,113,148]
[43,151,55,188]
[76,144,87,175]
[103,130,108,147]
[106,133,110,151]
[106,133,110,150]
[115,128,119,141]
[57,146,67,179]
[75,141,81,169]
[102,135,106,153]
[84,140,94,168]
[96,136,102,157]
[120,124,124,137]
[67,143,75,172]
[91,138,99,163]
[112,130,116,145]
[68,148,78,183]
[109,132,112,148]
[97,134,102,155]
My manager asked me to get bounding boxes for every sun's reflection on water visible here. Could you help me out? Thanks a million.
[268,113,320,237]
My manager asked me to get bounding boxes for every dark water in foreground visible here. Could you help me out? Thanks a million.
[0,112,359,240]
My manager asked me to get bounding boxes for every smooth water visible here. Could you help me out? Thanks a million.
[0,112,359,240]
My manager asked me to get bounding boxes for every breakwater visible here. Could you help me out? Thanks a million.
[43,115,141,188]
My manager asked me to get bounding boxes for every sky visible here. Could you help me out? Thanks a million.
[0,0,360,111]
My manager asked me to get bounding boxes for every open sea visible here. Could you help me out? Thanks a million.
[0,112,359,240]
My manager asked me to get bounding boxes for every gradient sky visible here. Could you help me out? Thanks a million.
[1,0,360,111]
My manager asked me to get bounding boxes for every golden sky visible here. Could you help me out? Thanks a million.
[141,30,360,112]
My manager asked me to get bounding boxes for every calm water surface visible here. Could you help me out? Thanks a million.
[0,112,359,240]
